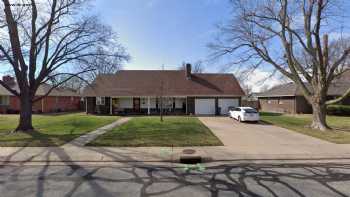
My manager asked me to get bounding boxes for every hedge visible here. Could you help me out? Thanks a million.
[327,105,350,116]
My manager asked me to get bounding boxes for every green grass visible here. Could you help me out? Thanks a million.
[260,112,350,144]
[0,113,118,146]
[88,116,223,147]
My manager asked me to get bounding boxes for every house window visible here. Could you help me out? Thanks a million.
[141,98,146,105]
[71,96,74,102]
[267,99,272,104]
[0,96,9,105]
[96,97,105,105]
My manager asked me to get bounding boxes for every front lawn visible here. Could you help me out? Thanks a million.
[88,116,223,147]
[260,112,350,144]
[0,113,118,146]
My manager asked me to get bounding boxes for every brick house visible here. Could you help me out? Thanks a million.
[0,76,81,114]
[257,72,350,114]
[83,64,245,115]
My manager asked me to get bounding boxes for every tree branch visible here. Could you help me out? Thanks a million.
[0,80,19,96]
[326,87,350,105]
[33,69,94,102]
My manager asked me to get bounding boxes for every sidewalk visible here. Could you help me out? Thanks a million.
[65,117,131,147]
[2,144,350,164]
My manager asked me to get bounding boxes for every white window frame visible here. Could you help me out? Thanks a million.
[0,96,10,105]
[96,97,105,105]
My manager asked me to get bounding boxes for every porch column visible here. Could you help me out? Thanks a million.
[110,97,113,115]
[147,96,150,115]
[215,97,219,115]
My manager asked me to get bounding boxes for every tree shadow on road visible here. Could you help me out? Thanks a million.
[2,160,350,196]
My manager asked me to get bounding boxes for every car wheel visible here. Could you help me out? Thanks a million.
[238,116,241,122]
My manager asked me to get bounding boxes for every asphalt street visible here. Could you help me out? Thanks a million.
[0,162,350,197]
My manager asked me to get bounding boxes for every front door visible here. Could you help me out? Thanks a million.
[133,98,140,113]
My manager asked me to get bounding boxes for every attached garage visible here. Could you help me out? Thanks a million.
[195,99,215,115]
[218,98,239,115]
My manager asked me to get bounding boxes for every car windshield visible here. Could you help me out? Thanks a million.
[243,108,258,113]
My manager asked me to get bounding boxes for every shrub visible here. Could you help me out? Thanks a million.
[327,105,350,116]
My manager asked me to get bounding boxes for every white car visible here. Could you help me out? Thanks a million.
[228,107,260,122]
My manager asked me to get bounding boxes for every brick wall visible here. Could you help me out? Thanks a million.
[295,96,312,114]
[260,95,349,114]
[0,96,81,114]
[342,97,350,105]
[259,97,296,113]
[41,96,81,113]
[241,100,259,109]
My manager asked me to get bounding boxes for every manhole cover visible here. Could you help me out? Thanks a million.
[182,149,196,154]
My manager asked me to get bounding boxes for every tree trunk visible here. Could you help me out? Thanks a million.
[15,96,34,132]
[311,102,329,131]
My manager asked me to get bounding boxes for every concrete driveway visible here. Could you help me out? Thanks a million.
[199,117,350,156]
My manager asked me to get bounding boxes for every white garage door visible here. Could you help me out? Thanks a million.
[219,98,239,115]
[195,99,215,115]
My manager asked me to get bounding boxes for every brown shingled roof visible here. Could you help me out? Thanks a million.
[82,70,245,97]
[0,83,80,97]
[258,71,350,97]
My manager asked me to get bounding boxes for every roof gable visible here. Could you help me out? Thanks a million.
[258,71,350,97]
[0,83,80,97]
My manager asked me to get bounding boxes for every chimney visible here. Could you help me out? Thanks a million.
[2,75,15,86]
[185,63,192,80]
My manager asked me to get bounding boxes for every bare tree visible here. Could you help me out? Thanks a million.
[178,60,205,73]
[51,75,84,92]
[79,46,130,82]
[55,46,129,91]
[0,0,129,131]
[242,83,253,97]
[259,84,270,93]
[210,0,350,131]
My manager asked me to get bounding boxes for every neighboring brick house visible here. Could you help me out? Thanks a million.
[0,76,81,114]
[257,72,350,114]
[83,64,245,115]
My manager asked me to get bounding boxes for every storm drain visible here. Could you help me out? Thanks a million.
[182,149,196,154]
[179,156,202,164]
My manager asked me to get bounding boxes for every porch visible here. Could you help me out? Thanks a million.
[86,96,188,115]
